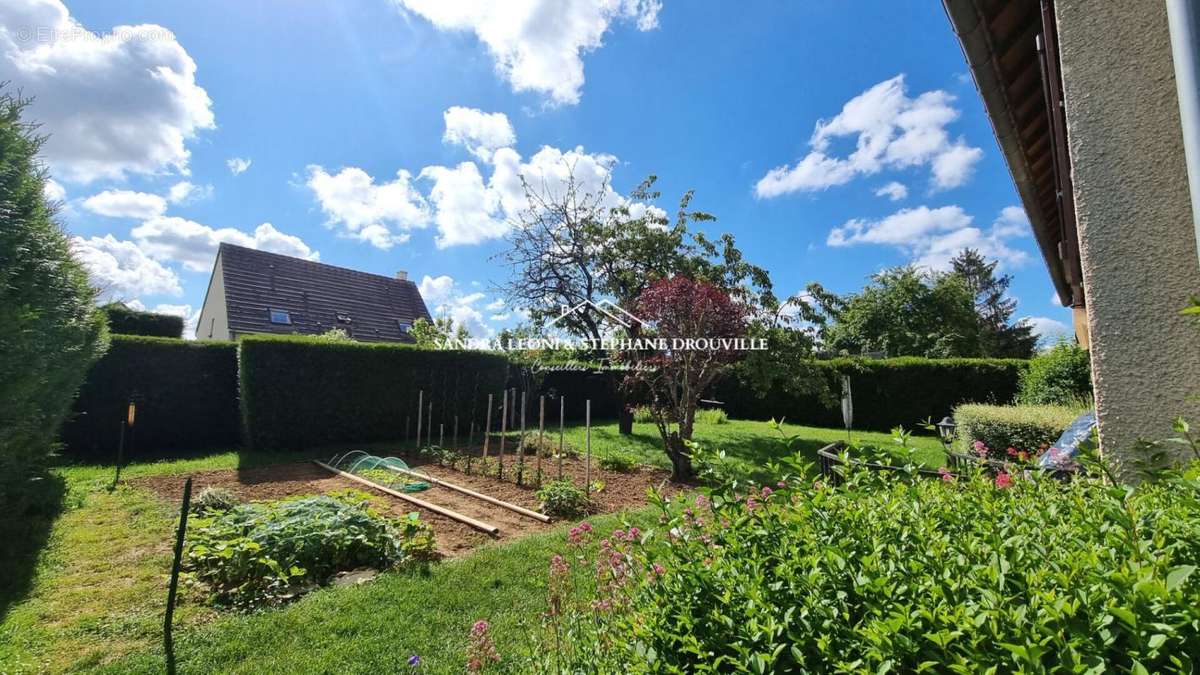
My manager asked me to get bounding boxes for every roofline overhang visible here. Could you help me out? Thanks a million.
[943,0,1074,307]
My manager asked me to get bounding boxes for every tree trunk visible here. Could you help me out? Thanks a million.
[618,403,634,435]
[665,432,694,482]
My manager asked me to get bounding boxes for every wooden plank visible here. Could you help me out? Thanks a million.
[312,461,500,535]
[384,465,551,523]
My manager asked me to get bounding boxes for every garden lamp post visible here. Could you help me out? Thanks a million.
[935,416,957,451]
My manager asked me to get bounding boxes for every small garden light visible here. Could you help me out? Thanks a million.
[935,416,957,449]
[127,400,137,428]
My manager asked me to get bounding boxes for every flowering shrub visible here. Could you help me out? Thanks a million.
[186,492,435,608]
[528,456,1200,671]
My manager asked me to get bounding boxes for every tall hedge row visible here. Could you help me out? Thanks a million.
[713,357,1027,431]
[101,303,185,338]
[60,336,240,459]
[239,335,511,450]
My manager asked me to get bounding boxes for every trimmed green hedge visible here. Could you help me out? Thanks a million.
[714,357,1027,431]
[60,336,240,458]
[240,335,511,450]
[101,303,184,338]
[953,402,1084,457]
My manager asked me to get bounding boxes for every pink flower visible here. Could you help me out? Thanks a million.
[579,522,593,533]
[628,527,640,539]
[694,494,710,509]
[760,486,773,498]
[1006,447,1018,457]
[994,472,1013,489]
[745,497,759,511]
[549,554,568,577]
[776,480,787,489]
[938,466,954,482]
[651,563,665,576]
[973,440,989,458]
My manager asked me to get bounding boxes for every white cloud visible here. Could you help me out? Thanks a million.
[489,312,511,321]
[755,75,983,198]
[443,107,516,161]
[226,157,252,175]
[1,0,214,182]
[305,165,430,249]
[43,178,66,202]
[81,189,167,219]
[394,0,661,106]
[132,217,318,271]
[420,162,508,248]
[828,205,1030,271]
[874,181,908,201]
[418,274,456,306]
[1020,315,1072,348]
[167,180,212,204]
[71,234,182,298]
[416,274,490,336]
[486,298,505,311]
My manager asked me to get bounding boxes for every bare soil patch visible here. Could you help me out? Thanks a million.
[130,452,683,557]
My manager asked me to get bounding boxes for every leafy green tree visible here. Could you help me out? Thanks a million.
[0,92,108,480]
[808,266,983,358]
[408,316,469,349]
[950,249,1036,358]
[1017,341,1093,405]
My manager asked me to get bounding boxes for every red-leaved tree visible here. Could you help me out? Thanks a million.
[624,277,748,480]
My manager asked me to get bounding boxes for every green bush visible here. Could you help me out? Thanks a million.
[60,336,240,459]
[100,303,184,338]
[239,335,510,450]
[714,357,1028,431]
[632,406,655,424]
[0,92,107,480]
[954,402,1083,460]
[186,493,435,608]
[535,479,595,519]
[694,408,728,425]
[598,451,638,473]
[533,464,1200,672]
[1018,342,1093,405]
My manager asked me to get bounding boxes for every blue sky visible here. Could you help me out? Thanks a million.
[4,0,1072,340]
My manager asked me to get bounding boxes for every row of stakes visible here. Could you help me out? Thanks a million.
[406,389,594,493]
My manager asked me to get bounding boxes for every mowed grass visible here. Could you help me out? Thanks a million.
[0,419,942,673]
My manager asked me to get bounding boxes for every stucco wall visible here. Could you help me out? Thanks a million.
[195,254,229,340]
[1056,0,1200,475]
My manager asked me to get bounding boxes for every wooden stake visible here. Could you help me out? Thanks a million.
[164,477,192,675]
[314,461,499,535]
[427,401,433,448]
[537,395,545,486]
[453,415,459,450]
[585,399,592,496]
[516,391,527,485]
[483,394,493,460]
[439,423,444,449]
[416,390,424,450]
[498,390,508,479]
[558,396,565,480]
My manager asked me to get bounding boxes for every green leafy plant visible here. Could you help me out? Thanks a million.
[191,486,239,514]
[954,402,1082,462]
[534,480,595,519]
[632,406,656,423]
[1018,341,1092,405]
[526,444,1200,672]
[186,493,435,608]
[693,408,729,425]
[598,451,638,473]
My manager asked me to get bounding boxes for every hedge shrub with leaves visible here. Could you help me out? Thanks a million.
[1018,342,1092,406]
[239,334,509,450]
[60,336,240,458]
[714,357,1028,431]
[0,92,107,478]
[531,453,1200,672]
[186,491,435,608]
[954,402,1084,460]
[100,302,184,338]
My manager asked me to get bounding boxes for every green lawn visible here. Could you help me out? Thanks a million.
[0,419,943,673]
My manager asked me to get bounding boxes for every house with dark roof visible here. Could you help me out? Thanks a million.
[195,243,431,343]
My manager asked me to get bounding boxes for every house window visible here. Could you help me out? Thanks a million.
[269,308,291,325]
[336,312,352,324]
[397,320,412,334]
